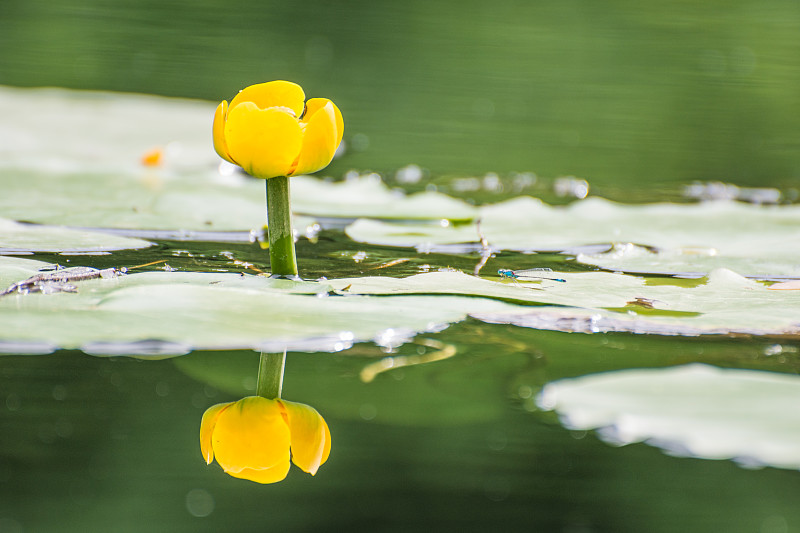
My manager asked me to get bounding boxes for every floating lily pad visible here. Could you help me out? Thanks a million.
[0,257,520,356]
[346,197,800,278]
[0,86,217,176]
[0,217,152,253]
[576,243,800,280]
[291,174,477,222]
[0,256,55,287]
[0,166,322,236]
[0,87,476,234]
[329,269,800,337]
[331,269,582,305]
[536,364,800,470]
[471,269,800,337]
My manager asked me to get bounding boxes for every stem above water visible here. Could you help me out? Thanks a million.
[266,176,298,277]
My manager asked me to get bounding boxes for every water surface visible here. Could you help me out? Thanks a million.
[1,2,800,532]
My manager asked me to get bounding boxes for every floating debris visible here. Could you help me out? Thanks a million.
[1,266,125,297]
[369,258,411,271]
[140,147,163,167]
[627,297,662,309]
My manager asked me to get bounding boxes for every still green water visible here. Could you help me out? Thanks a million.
[2,1,800,532]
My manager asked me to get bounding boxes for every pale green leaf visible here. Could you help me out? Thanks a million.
[346,197,800,277]
[0,257,519,356]
[0,256,56,287]
[537,364,800,470]
[0,217,152,253]
[291,174,477,222]
[329,268,800,337]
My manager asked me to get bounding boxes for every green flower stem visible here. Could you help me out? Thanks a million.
[256,350,286,399]
[266,176,299,277]
[260,178,293,399]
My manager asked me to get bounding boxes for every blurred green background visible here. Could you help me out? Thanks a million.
[2,0,798,197]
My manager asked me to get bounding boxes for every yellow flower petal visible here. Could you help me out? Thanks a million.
[225,460,291,484]
[321,416,331,466]
[229,80,305,118]
[279,399,330,475]
[212,100,235,164]
[225,102,303,179]
[211,397,291,474]
[304,98,344,147]
[290,101,339,177]
[199,402,233,464]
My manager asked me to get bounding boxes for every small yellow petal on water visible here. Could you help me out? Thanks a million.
[140,147,163,167]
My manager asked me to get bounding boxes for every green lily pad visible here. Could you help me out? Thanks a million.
[575,243,800,280]
[291,174,477,222]
[0,256,55,287]
[0,166,322,237]
[346,197,800,278]
[328,268,800,337]
[0,87,476,233]
[537,364,800,470]
[0,257,520,356]
[0,217,152,253]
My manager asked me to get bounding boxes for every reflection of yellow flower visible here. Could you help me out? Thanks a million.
[213,80,344,179]
[200,396,331,484]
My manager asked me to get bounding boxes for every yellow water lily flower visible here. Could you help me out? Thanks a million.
[200,396,331,484]
[213,80,344,179]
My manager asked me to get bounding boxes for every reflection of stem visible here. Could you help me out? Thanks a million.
[368,258,411,271]
[256,351,286,399]
[359,339,456,383]
[266,176,299,277]
[472,218,493,276]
